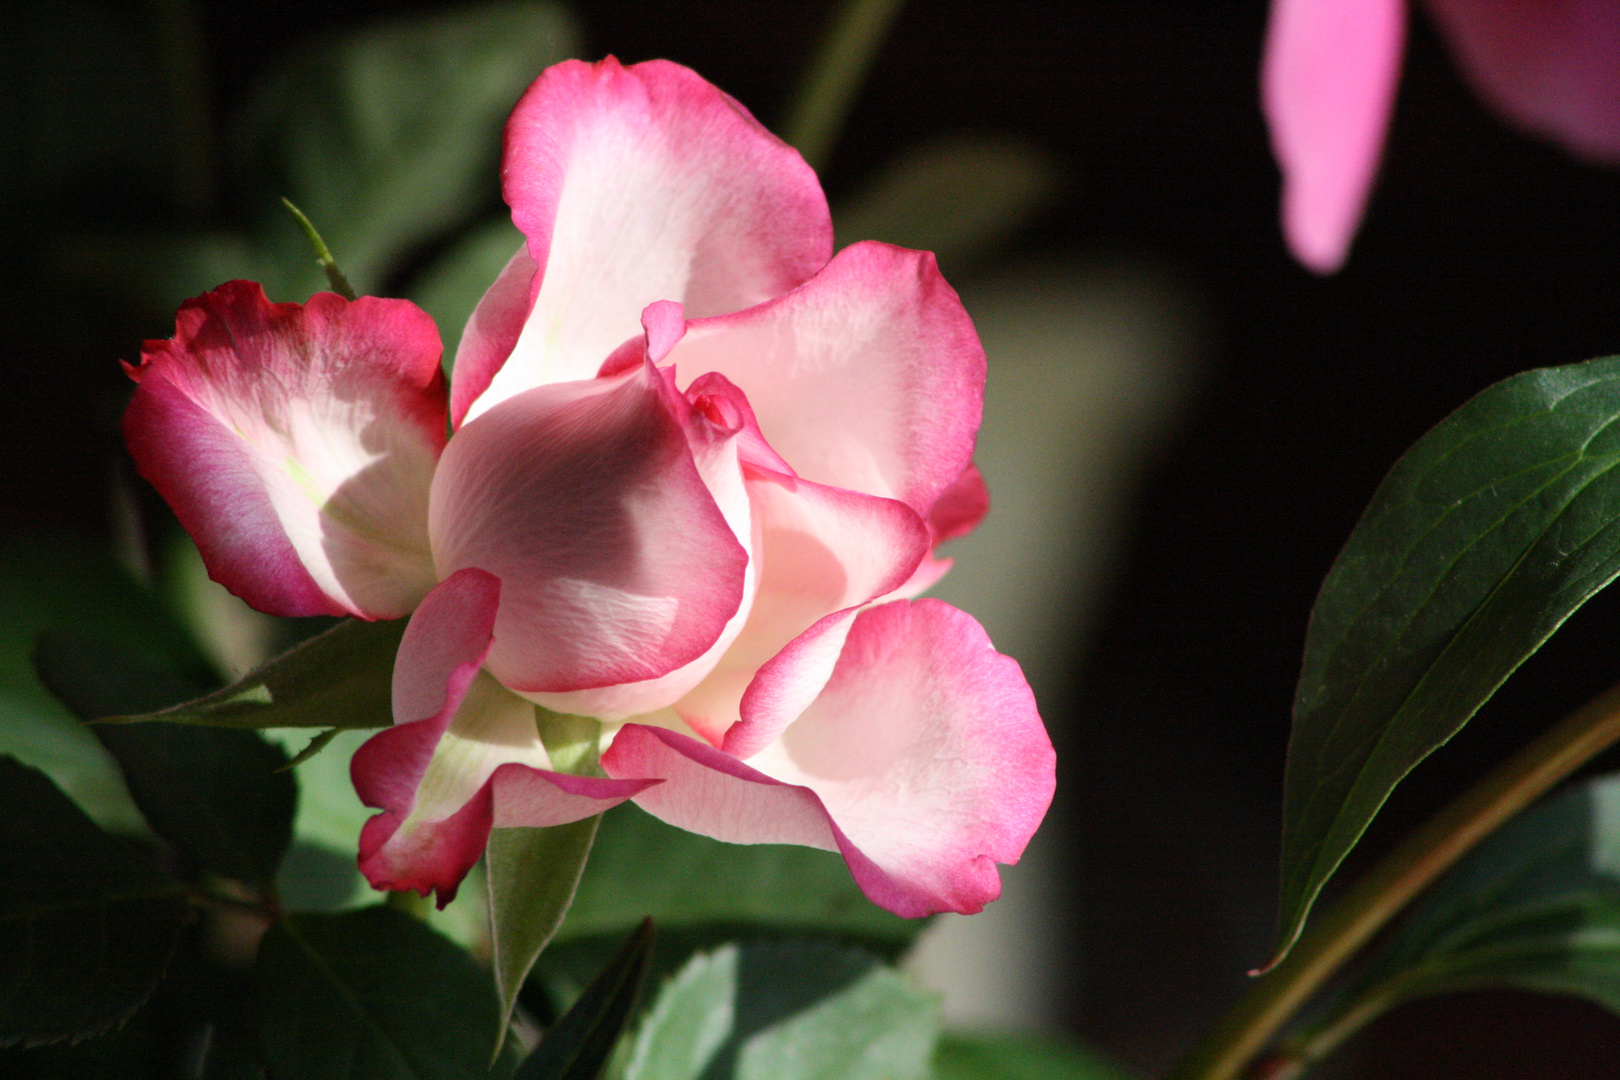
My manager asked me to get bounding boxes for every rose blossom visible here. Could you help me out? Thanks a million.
[123,57,1054,918]
[1264,0,1620,273]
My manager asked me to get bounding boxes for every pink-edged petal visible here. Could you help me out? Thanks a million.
[927,461,989,544]
[124,281,445,618]
[428,359,749,714]
[1262,0,1407,273]
[451,244,538,429]
[459,57,832,420]
[723,608,858,759]
[667,241,984,516]
[671,472,930,745]
[1426,0,1620,163]
[353,571,651,903]
[605,602,1052,917]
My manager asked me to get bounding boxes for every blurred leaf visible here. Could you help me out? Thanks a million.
[0,535,211,833]
[931,1033,1140,1080]
[1275,356,1620,962]
[624,940,938,1080]
[35,631,296,887]
[0,756,189,1047]
[832,135,1062,277]
[256,905,519,1080]
[237,0,578,298]
[1286,771,1620,1067]
[489,820,600,1052]
[556,803,919,952]
[107,615,404,731]
[515,919,653,1080]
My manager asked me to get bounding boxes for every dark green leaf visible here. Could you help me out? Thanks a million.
[237,0,578,298]
[35,631,296,887]
[106,615,404,731]
[516,919,653,1080]
[0,756,189,1046]
[0,535,211,832]
[624,940,938,1080]
[489,820,600,1055]
[1277,356,1620,961]
[1289,773,1620,1058]
[557,803,919,953]
[255,905,519,1080]
[931,1033,1140,1080]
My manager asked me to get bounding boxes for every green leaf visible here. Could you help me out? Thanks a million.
[1277,356,1620,961]
[106,615,404,731]
[931,1033,1141,1080]
[1285,771,1620,1067]
[0,535,211,833]
[35,631,297,888]
[0,756,189,1047]
[516,918,654,1080]
[255,905,519,1080]
[488,819,600,1054]
[624,940,939,1080]
[236,0,578,298]
[555,803,920,952]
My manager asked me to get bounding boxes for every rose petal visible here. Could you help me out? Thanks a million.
[604,599,1053,917]
[124,281,445,618]
[1426,0,1620,163]
[353,570,650,903]
[673,472,930,746]
[1262,0,1406,273]
[667,241,984,516]
[458,57,832,421]
[429,359,749,714]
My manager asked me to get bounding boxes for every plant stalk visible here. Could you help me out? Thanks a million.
[783,0,908,171]
[1169,677,1620,1080]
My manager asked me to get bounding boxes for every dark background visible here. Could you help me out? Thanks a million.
[8,1,1620,1075]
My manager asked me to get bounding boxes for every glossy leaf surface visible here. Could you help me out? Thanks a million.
[1278,356,1620,959]
[624,940,938,1080]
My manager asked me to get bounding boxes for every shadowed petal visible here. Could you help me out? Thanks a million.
[429,360,749,714]
[124,281,445,618]
[353,569,651,903]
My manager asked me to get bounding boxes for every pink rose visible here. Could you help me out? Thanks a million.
[123,58,1054,919]
[1264,0,1620,272]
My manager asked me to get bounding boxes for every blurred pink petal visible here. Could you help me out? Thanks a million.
[1426,0,1620,161]
[1262,0,1406,272]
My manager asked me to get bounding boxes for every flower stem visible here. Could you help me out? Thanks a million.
[1169,677,1620,1080]
[783,0,908,171]
[281,198,357,300]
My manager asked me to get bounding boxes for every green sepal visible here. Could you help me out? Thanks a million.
[101,615,404,731]
[488,819,600,1060]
